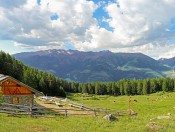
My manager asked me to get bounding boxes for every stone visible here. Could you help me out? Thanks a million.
[157,115,170,119]
[146,122,162,131]
[103,114,117,121]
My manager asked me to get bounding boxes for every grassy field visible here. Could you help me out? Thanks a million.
[1,92,175,132]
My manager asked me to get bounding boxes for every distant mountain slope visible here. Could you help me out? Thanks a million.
[159,57,175,67]
[14,49,170,82]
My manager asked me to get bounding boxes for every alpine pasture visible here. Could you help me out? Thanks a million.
[1,92,175,132]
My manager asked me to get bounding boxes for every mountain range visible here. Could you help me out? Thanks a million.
[14,49,174,82]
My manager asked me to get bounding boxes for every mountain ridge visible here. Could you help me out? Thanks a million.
[159,57,175,67]
[14,49,172,82]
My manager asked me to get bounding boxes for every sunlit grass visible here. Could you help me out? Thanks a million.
[1,92,175,131]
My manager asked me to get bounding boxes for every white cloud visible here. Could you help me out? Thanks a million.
[108,42,175,59]
[14,41,63,51]
[104,0,175,46]
[77,0,175,58]
[0,0,98,46]
[0,0,175,58]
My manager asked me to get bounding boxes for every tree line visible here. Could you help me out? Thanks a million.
[1,51,175,97]
[66,78,175,95]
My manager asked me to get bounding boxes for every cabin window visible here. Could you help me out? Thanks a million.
[13,96,22,104]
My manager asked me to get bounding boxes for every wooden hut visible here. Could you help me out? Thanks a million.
[0,74,39,106]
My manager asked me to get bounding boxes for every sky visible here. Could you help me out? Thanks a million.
[0,0,175,59]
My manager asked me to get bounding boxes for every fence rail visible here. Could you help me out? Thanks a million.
[0,103,98,117]
[0,103,130,117]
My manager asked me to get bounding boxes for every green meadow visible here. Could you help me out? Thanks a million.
[1,92,175,132]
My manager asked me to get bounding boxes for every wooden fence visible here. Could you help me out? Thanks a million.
[0,103,32,116]
[0,103,131,117]
[68,102,136,116]
[0,103,98,117]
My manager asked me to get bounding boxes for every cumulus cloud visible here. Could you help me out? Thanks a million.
[78,0,175,58]
[105,0,175,46]
[0,0,175,58]
[109,42,175,59]
[0,0,97,46]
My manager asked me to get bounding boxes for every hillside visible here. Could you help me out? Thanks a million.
[14,49,170,82]
[0,51,66,97]
[159,57,175,67]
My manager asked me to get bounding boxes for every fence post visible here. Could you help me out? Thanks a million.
[65,109,68,117]
[94,109,96,117]
[128,96,132,115]
[30,103,33,117]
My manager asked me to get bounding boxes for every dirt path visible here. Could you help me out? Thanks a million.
[35,99,95,116]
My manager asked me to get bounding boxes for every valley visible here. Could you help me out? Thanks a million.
[1,0,175,131]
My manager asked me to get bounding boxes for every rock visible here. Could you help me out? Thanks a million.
[146,122,162,131]
[157,115,170,119]
[103,114,117,121]
[147,122,157,126]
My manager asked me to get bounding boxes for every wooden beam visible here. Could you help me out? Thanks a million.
[8,85,20,87]
[5,83,11,94]
[3,93,33,95]
[12,87,21,94]
[16,87,22,94]
[2,85,21,87]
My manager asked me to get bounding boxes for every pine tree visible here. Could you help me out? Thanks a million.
[137,80,143,95]
[142,79,150,95]
[162,79,168,92]
[123,80,131,95]
[95,83,100,95]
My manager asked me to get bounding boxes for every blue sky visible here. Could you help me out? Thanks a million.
[0,0,175,58]
[0,40,34,54]
[0,41,19,54]
[93,1,113,31]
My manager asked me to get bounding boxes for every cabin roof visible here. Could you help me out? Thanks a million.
[0,74,40,94]
[0,74,8,81]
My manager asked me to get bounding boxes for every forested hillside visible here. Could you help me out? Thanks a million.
[0,51,66,97]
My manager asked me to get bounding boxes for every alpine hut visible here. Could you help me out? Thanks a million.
[0,74,39,106]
